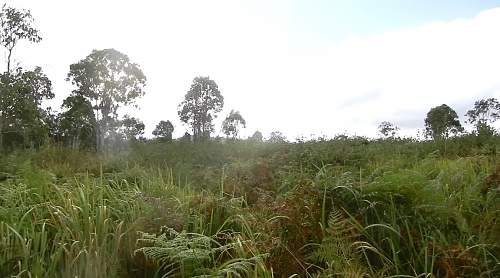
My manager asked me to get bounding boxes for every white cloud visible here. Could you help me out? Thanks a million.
[4,1,500,139]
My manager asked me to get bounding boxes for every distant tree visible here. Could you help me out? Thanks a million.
[121,115,145,141]
[178,77,224,141]
[465,98,500,135]
[58,95,96,149]
[42,107,59,142]
[0,4,42,72]
[221,110,246,139]
[249,130,263,142]
[181,132,192,142]
[0,67,53,150]
[67,49,146,152]
[152,120,174,141]
[333,133,349,141]
[424,104,463,140]
[378,121,399,138]
[268,131,287,143]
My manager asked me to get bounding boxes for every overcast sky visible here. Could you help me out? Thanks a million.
[4,0,500,139]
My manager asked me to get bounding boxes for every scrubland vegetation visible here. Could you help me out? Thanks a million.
[1,3,500,278]
[1,136,500,277]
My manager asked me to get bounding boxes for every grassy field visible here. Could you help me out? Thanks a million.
[0,136,499,277]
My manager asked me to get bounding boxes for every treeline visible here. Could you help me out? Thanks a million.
[0,4,250,152]
[378,101,500,141]
[0,4,499,153]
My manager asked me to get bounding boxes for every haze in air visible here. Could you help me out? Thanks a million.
[0,1,499,277]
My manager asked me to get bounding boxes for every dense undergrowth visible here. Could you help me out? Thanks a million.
[0,136,499,277]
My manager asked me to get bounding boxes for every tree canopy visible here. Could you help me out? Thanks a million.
[0,67,53,150]
[58,95,96,149]
[378,121,399,138]
[0,4,41,72]
[465,98,500,134]
[222,110,246,139]
[120,115,145,141]
[1,3,499,152]
[178,77,224,141]
[67,48,146,151]
[250,131,263,142]
[152,120,174,141]
[268,131,287,143]
[424,104,463,140]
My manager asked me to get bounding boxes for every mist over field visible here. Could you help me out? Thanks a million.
[1,1,500,277]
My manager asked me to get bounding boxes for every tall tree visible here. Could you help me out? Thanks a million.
[152,120,174,141]
[424,104,463,140]
[120,115,145,141]
[58,95,96,149]
[465,98,500,135]
[378,121,399,138]
[0,67,53,150]
[249,130,263,142]
[42,106,59,142]
[67,49,146,152]
[178,77,224,141]
[0,4,41,72]
[221,110,246,139]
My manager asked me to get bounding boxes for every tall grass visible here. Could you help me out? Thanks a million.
[0,137,499,277]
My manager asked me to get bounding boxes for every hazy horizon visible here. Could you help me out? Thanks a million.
[4,0,500,139]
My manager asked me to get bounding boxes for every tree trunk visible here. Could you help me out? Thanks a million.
[96,121,104,153]
[7,49,12,73]
[0,116,3,153]
[94,99,103,153]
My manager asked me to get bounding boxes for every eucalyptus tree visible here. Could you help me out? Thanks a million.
[178,77,224,141]
[378,121,399,138]
[121,115,145,141]
[67,48,146,152]
[249,130,263,142]
[465,98,500,135]
[0,4,41,72]
[58,95,96,149]
[222,110,246,139]
[424,104,463,140]
[152,120,174,141]
[0,67,53,149]
[0,5,50,151]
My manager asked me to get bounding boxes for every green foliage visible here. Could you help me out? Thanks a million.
[267,131,287,143]
[136,227,216,275]
[120,115,145,141]
[67,48,147,152]
[0,163,144,277]
[222,110,246,139]
[0,67,54,150]
[466,98,500,141]
[136,227,267,277]
[425,104,463,140]
[0,130,499,278]
[153,120,174,141]
[249,131,263,142]
[0,4,42,72]
[310,208,370,277]
[378,121,399,138]
[178,77,224,141]
[466,98,500,127]
[58,95,97,149]
[2,4,499,277]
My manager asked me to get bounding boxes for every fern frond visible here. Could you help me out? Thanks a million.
[311,207,368,277]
